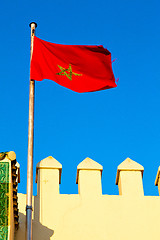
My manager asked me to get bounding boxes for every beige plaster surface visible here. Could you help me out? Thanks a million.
[15,157,160,240]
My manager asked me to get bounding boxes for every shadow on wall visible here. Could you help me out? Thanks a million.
[15,212,54,240]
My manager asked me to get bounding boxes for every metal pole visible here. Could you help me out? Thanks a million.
[26,22,37,240]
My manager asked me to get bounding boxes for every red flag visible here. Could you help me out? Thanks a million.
[30,36,117,93]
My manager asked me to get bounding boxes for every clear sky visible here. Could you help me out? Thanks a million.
[0,0,160,196]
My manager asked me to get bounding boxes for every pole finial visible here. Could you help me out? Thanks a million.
[29,22,37,28]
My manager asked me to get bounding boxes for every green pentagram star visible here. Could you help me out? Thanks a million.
[56,64,82,81]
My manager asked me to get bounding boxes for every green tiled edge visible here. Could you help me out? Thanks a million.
[0,162,9,240]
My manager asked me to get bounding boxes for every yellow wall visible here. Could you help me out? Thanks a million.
[15,157,160,240]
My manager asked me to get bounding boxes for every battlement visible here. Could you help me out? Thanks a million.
[35,156,158,197]
[15,156,160,240]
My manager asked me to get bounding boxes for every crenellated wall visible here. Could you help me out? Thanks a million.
[15,156,160,240]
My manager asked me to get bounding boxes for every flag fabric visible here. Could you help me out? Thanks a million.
[30,36,117,93]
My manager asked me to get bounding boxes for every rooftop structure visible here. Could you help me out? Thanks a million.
[1,152,160,240]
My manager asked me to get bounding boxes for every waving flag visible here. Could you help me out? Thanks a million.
[30,36,117,93]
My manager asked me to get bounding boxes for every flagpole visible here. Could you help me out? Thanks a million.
[26,22,37,240]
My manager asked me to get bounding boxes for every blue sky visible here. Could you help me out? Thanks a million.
[0,0,160,196]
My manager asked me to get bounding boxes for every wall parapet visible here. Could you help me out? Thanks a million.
[155,167,160,195]
[76,157,103,196]
[35,156,160,197]
[116,158,144,196]
[15,154,160,240]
